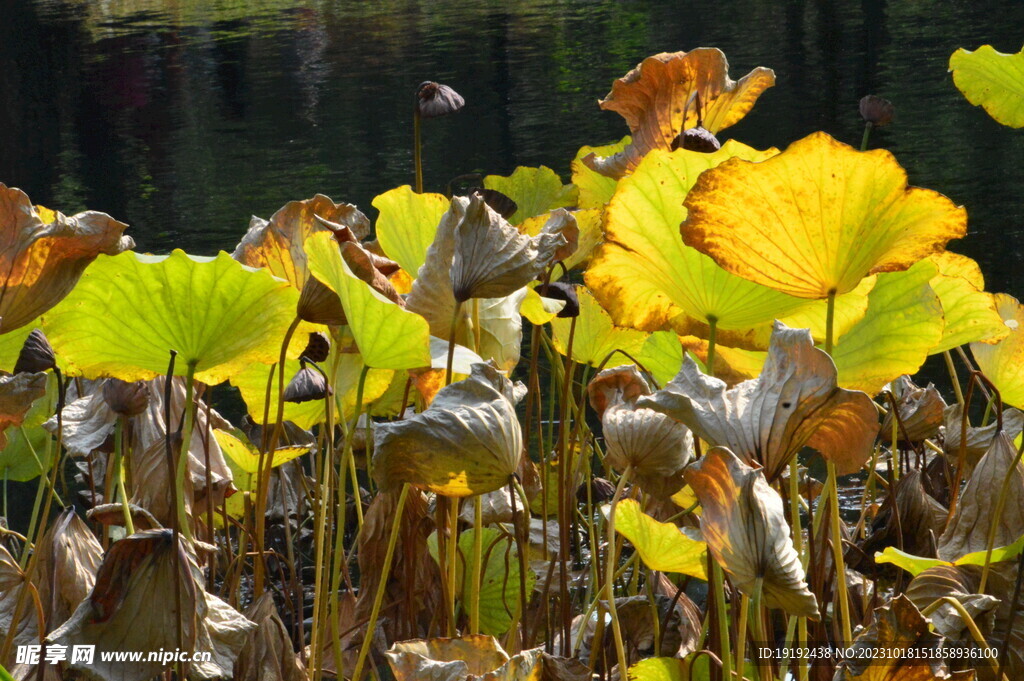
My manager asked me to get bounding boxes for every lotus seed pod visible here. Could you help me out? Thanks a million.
[672,126,721,153]
[536,281,580,318]
[14,328,56,374]
[476,187,518,220]
[301,331,331,363]
[416,81,465,118]
[283,367,331,403]
[102,378,149,417]
[859,94,894,127]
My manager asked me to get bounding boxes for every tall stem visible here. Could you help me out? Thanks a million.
[114,418,134,535]
[859,122,873,151]
[706,316,717,375]
[711,563,732,681]
[447,496,460,634]
[446,300,464,385]
[605,466,633,677]
[175,362,198,543]
[470,496,483,634]
[825,290,837,355]
[735,593,750,679]
[413,109,424,193]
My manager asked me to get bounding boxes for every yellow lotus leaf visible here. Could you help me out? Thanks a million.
[682,131,967,299]
[610,498,706,579]
[927,252,1007,353]
[831,261,945,395]
[550,286,648,367]
[372,363,523,497]
[587,143,838,350]
[677,336,766,385]
[949,45,1024,128]
[482,166,577,225]
[232,193,369,288]
[641,323,878,480]
[572,137,629,209]
[213,428,308,474]
[519,287,565,325]
[0,184,133,333]
[684,447,819,617]
[581,49,775,178]
[372,185,450,276]
[971,293,1024,409]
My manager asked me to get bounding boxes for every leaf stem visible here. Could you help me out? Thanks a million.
[605,465,633,677]
[414,109,423,193]
[446,300,464,385]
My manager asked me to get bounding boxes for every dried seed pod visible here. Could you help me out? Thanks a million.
[578,476,617,504]
[301,331,331,363]
[416,81,465,118]
[283,367,330,403]
[536,281,580,318]
[475,188,518,220]
[297,275,347,326]
[14,328,56,374]
[859,94,895,127]
[102,379,149,417]
[672,126,722,153]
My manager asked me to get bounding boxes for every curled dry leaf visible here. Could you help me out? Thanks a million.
[0,371,47,449]
[581,49,775,178]
[47,529,256,681]
[941,404,1024,474]
[0,545,37,671]
[0,184,133,333]
[939,432,1024,561]
[905,565,998,643]
[233,593,307,681]
[880,376,946,444]
[588,365,693,496]
[639,322,878,482]
[683,446,819,617]
[386,635,590,681]
[372,362,524,497]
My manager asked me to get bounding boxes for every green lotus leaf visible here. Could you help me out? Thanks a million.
[587,143,828,350]
[372,363,522,497]
[306,231,430,370]
[928,252,1008,353]
[876,532,1024,577]
[831,260,944,395]
[949,45,1024,128]
[0,373,54,480]
[482,166,577,225]
[609,499,706,579]
[43,250,298,383]
[372,185,450,276]
[636,331,687,387]
[971,293,1024,409]
[572,137,629,209]
[550,286,648,367]
[626,658,686,681]
[0,185,134,334]
[520,287,565,325]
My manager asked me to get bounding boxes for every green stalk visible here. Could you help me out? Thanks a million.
[352,484,410,681]
[943,350,965,405]
[446,300,464,385]
[605,466,633,676]
[751,577,768,681]
[447,496,460,633]
[413,109,423,193]
[710,563,732,681]
[735,592,750,680]
[470,495,483,634]
[859,122,873,151]
[114,418,135,535]
[706,316,717,375]
[310,362,336,681]
[174,362,198,543]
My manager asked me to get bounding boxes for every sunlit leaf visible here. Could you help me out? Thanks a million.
[582,50,775,178]
[635,331,686,388]
[44,250,298,383]
[550,286,648,367]
[213,428,308,474]
[831,261,945,395]
[873,549,947,577]
[971,293,1024,409]
[927,252,1008,353]
[877,532,1024,577]
[949,45,1024,128]
[520,287,565,325]
[306,231,430,370]
[0,372,47,451]
[682,131,967,299]
[385,635,586,681]
[572,137,629,209]
[684,447,819,617]
[610,499,706,579]
[0,184,133,334]
[641,323,878,481]
[372,185,450,276]
[483,166,577,225]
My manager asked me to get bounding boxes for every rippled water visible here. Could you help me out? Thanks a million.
[2,0,1022,304]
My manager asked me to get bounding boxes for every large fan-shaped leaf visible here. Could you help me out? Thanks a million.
[550,286,648,367]
[43,250,298,384]
[372,185,450,276]
[611,499,706,579]
[682,132,967,299]
[927,253,1008,353]
[572,137,629,209]
[971,293,1024,408]
[482,166,577,225]
[949,44,1024,128]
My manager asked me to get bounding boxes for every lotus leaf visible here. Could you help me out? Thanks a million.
[880,376,946,444]
[681,131,967,299]
[520,287,566,325]
[234,593,307,681]
[389,635,588,681]
[939,432,1024,561]
[31,508,103,627]
[609,499,706,579]
[683,447,819,617]
[971,293,1024,408]
[928,252,1008,353]
[571,137,629,209]
[581,49,775,178]
[635,331,687,387]
[482,166,577,225]
[949,45,1024,128]
[372,185,450,276]
[640,323,877,481]
[231,194,369,289]
[877,532,1024,578]
[373,362,523,497]
[830,261,944,395]
[905,566,999,644]
[214,428,308,474]
[305,231,430,369]
[550,286,648,367]
[0,371,47,450]
[43,250,298,383]
[0,184,133,333]
[942,404,1024,473]
[0,546,37,671]
[856,471,947,573]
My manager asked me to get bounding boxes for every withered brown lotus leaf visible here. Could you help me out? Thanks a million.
[451,192,566,302]
[340,240,404,306]
[0,184,133,333]
[297,274,347,325]
[87,503,162,531]
[416,81,465,118]
[47,529,255,681]
[640,322,878,481]
[14,328,55,374]
[854,471,947,573]
[234,592,307,681]
[46,386,117,456]
[0,545,39,672]
[31,508,103,627]
[0,371,47,449]
[588,365,693,494]
[941,404,1024,473]
[372,362,523,497]
[905,565,998,642]
[476,187,518,220]
[684,446,819,617]
[582,49,775,178]
[939,431,1024,561]
[231,194,369,289]
[536,207,579,263]
[386,635,589,681]
[283,366,331,403]
[835,595,962,680]
[880,375,946,444]
[102,378,149,417]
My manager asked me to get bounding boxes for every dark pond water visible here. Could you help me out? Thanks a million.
[2,0,1023,304]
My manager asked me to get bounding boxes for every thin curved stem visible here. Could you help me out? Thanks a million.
[605,466,633,676]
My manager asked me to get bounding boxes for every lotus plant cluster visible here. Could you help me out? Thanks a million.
[1,44,1023,681]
